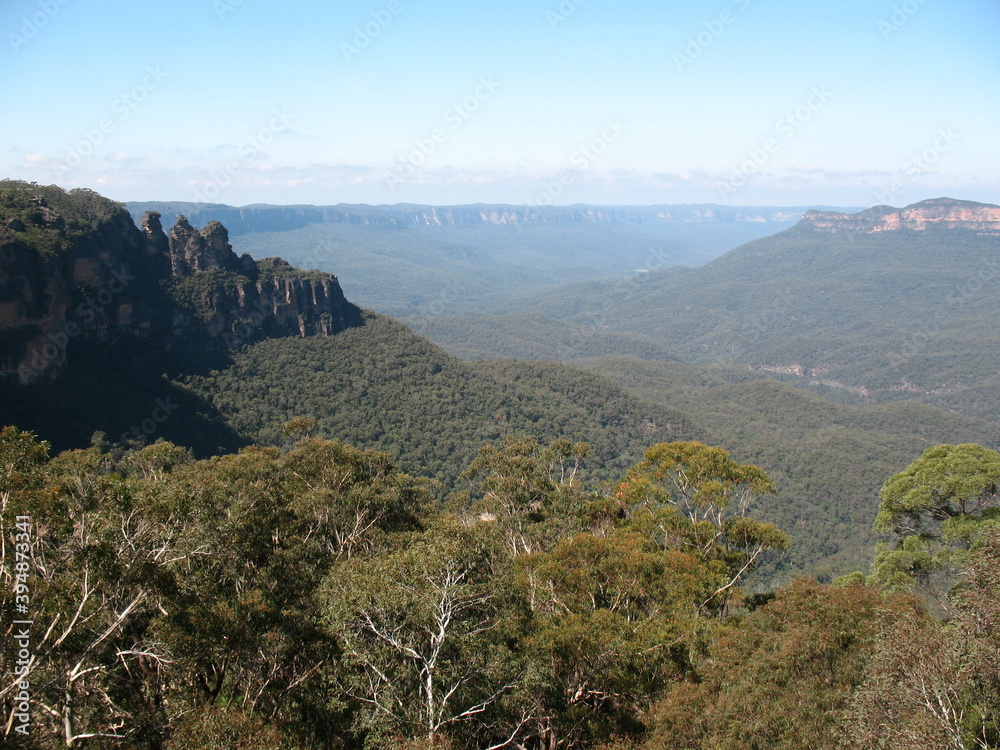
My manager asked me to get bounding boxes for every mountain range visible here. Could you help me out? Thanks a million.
[422,198,1000,422]
[3,181,999,582]
[125,200,859,318]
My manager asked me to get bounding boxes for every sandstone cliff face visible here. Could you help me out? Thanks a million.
[0,191,156,383]
[170,264,361,346]
[0,183,361,385]
[801,198,1000,234]
[165,215,259,276]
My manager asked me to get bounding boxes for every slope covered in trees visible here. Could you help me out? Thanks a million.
[7,296,997,581]
[418,201,1000,423]
[163,314,1000,581]
[177,313,696,489]
[585,356,1000,579]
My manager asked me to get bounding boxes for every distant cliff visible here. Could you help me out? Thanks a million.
[0,181,362,385]
[800,198,1000,234]
[126,201,832,237]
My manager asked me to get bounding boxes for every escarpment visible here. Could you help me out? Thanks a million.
[0,181,362,384]
[801,198,1000,235]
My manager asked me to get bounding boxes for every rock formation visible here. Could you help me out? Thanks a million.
[801,198,1000,234]
[0,181,362,385]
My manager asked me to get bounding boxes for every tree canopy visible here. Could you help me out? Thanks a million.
[871,443,1000,595]
[2,429,998,749]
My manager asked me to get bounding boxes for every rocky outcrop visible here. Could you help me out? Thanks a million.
[166,215,258,276]
[0,182,362,385]
[171,265,361,346]
[801,198,1000,234]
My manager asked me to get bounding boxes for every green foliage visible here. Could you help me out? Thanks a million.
[587,357,1000,581]
[420,222,1000,425]
[321,519,519,748]
[17,295,995,585]
[843,532,1000,749]
[516,530,712,747]
[256,256,332,282]
[164,706,296,750]
[644,580,921,750]
[164,270,254,322]
[411,312,676,362]
[616,441,787,615]
[180,314,695,489]
[874,443,1000,533]
[870,443,1000,595]
[3,422,997,749]
[0,432,426,747]
[460,436,594,556]
[0,180,130,256]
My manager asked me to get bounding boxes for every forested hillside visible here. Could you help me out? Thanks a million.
[166,313,1000,581]
[420,200,1000,422]
[178,313,695,488]
[410,311,674,362]
[585,356,1000,579]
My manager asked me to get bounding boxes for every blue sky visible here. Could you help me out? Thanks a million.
[2,0,998,207]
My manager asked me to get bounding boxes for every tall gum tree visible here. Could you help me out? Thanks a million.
[614,441,788,616]
[321,519,524,749]
[870,443,1000,598]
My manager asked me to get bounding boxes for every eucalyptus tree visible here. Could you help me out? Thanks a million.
[614,441,788,616]
[870,443,1000,597]
[1,434,190,747]
[321,518,525,749]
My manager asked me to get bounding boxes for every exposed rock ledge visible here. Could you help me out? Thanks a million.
[801,198,1000,235]
[0,182,362,385]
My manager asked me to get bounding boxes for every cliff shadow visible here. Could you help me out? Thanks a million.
[0,342,249,457]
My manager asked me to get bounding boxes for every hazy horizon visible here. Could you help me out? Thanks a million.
[122,197,871,210]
